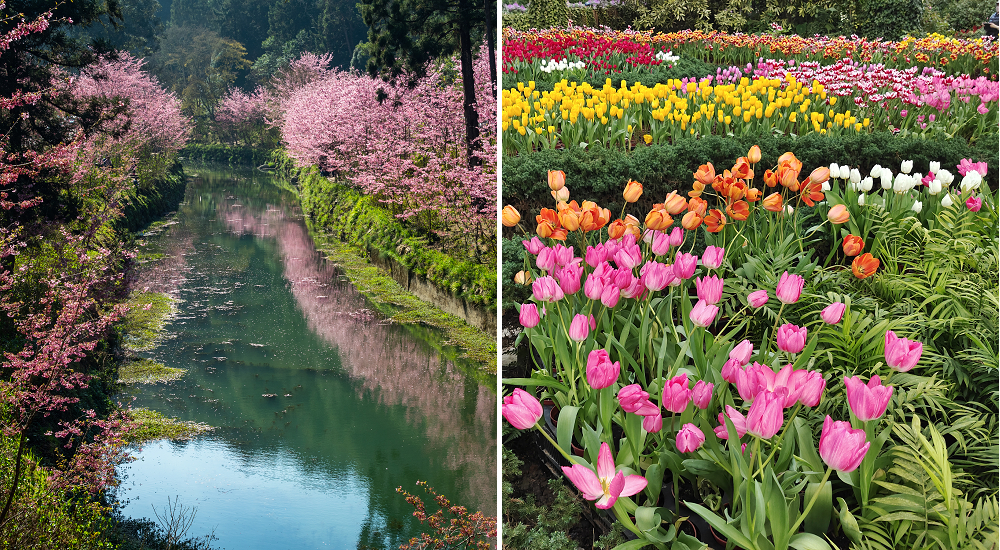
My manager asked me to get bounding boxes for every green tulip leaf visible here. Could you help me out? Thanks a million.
[803,481,832,535]
[788,532,833,550]
[556,406,580,453]
[836,497,863,544]
[684,501,756,550]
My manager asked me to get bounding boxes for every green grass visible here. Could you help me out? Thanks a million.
[117,358,185,385]
[117,291,175,351]
[126,408,213,443]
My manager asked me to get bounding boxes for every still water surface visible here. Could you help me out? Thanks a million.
[118,164,495,549]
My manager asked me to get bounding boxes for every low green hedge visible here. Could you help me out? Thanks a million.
[288,163,497,309]
[181,143,277,166]
[501,132,1000,218]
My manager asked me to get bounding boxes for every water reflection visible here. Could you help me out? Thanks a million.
[123,164,495,550]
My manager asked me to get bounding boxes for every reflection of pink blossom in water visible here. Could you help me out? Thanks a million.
[219,198,496,515]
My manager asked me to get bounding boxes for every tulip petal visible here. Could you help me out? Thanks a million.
[562,464,604,501]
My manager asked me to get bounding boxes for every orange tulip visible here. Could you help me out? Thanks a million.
[623,180,643,203]
[726,200,750,221]
[777,152,802,174]
[608,219,627,239]
[552,186,570,202]
[548,170,566,191]
[809,166,831,186]
[689,180,706,198]
[645,206,673,231]
[688,196,708,217]
[537,221,555,238]
[559,209,581,231]
[827,204,849,224]
[514,270,533,285]
[663,191,688,215]
[852,253,879,279]
[842,235,864,256]
[763,169,778,188]
[550,227,568,241]
[537,208,559,227]
[681,211,703,230]
[779,168,800,192]
[800,179,824,207]
[580,207,607,232]
[502,205,520,227]
[747,145,762,164]
[624,214,641,229]
[762,192,783,212]
[704,209,727,233]
[726,180,747,202]
[694,163,716,185]
[732,157,754,180]
[746,187,762,202]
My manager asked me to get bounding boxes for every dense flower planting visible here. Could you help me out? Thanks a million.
[504,27,999,78]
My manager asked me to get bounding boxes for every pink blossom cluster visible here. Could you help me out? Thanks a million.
[279,44,496,230]
[215,86,275,146]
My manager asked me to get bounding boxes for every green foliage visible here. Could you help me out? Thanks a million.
[501,237,530,311]
[125,408,213,443]
[858,0,924,40]
[181,143,278,166]
[116,291,174,352]
[501,447,580,550]
[566,4,642,30]
[117,359,185,385]
[923,0,995,32]
[527,0,569,29]
[116,161,187,234]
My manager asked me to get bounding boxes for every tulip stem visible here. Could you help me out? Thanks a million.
[752,403,802,479]
[767,303,787,357]
[788,466,833,536]
[534,422,575,463]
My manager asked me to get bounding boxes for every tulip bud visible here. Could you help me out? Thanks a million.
[775,271,804,304]
[929,161,940,174]
[502,388,543,430]
[821,302,846,324]
[900,160,913,174]
[911,200,922,213]
[548,170,566,191]
[519,303,540,328]
[681,211,702,230]
[941,193,954,208]
[928,179,942,195]
[747,289,769,307]
[676,423,706,452]
[819,416,869,472]
[884,330,922,372]
[568,314,590,342]
[663,191,687,215]
[586,349,620,389]
[869,164,882,179]
[691,380,713,409]
[829,162,840,177]
[662,373,692,413]
[552,186,570,202]
[827,204,849,224]
[689,300,719,328]
[880,169,892,189]
[776,323,808,353]
[747,145,762,163]
[850,168,861,184]
[623,180,643,203]
[702,245,724,269]
[502,205,521,227]
[858,193,866,206]
[859,176,873,192]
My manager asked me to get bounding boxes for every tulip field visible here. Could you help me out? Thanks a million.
[501,23,999,550]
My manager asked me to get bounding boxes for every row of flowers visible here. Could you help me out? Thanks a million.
[503,27,998,79]
[501,72,996,153]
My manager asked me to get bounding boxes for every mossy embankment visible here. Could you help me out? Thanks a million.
[272,153,497,372]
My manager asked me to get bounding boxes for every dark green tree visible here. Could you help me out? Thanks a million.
[359,0,496,168]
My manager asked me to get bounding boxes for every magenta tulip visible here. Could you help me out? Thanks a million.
[615,243,642,270]
[689,300,719,328]
[714,405,748,439]
[661,373,692,413]
[668,226,684,247]
[821,302,846,324]
[502,388,543,430]
[600,283,621,308]
[618,384,659,415]
[792,369,826,407]
[735,363,767,402]
[532,276,564,302]
[818,416,870,472]
[746,390,783,438]
[776,323,808,353]
[651,231,671,256]
[568,314,589,342]
[702,245,725,269]
[552,244,575,268]
[691,380,714,409]
[522,236,545,255]
[775,271,805,304]
[844,375,893,421]
[729,339,754,366]
[562,442,648,509]
[695,275,724,305]
[584,272,605,300]
[536,247,556,272]
[519,303,540,328]
[641,261,673,291]
[557,263,583,295]
[585,244,608,267]
[884,330,922,372]
[747,289,769,308]
[673,252,698,279]
[643,413,663,433]
[586,350,620,389]
[676,423,706,452]
[967,196,983,212]
[721,357,742,383]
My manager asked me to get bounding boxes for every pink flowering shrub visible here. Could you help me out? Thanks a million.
[215,86,277,147]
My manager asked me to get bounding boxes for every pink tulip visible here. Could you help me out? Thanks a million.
[557,263,583,295]
[532,276,564,302]
[519,303,540,328]
[643,413,663,433]
[689,300,719,328]
[562,442,648,509]
[844,375,893,421]
[735,363,768,402]
[775,271,805,304]
[522,236,545,255]
[676,423,706,452]
[714,405,748,440]
[821,302,846,324]
[618,384,659,415]
[649,231,669,256]
[641,261,673,291]
[746,390,783,438]
[776,323,808,353]
[818,416,870,472]
[747,289,769,308]
[720,357,742,383]
[584,273,605,300]
[600,283,620,307]
[729,339,754,366]
[966,196,982,212]
[586,350,620,389]
[614,268,635,290]
[502,388,543,430]
[792,369,826,407]
[552,244,575,268]
[615,243,642,270]
[536,247,556,272]
[661,373,692,413]
[691,380,714,409]
[585,244,608,267]
[884,330,922,372]
[673,252,698,279]
[621,277,646,300]
[702,245,724,269]
[695,275,724,305]
[568,314,589,342]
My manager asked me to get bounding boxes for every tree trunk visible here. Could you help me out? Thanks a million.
[485,0,497,89]
[457,1,481,169]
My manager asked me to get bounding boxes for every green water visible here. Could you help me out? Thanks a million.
[118,164,496,549]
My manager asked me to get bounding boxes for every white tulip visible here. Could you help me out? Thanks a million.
[911,200,922,213]
[786,205,794,215]
[929,161,940,174]
[850,168,862,184]
[893,173,912,193]
[839,165,851,180]
[858,193,866,205]
[928,179,942,195]
[941,193,954,207]
[880,169,893,189]
[860,176,874,192]
[901,160,913,174]
[829,163,840,177]
[870,164,883,179]
[937,169,954,185]
[960,171,983,193]
[822,180,832,192]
